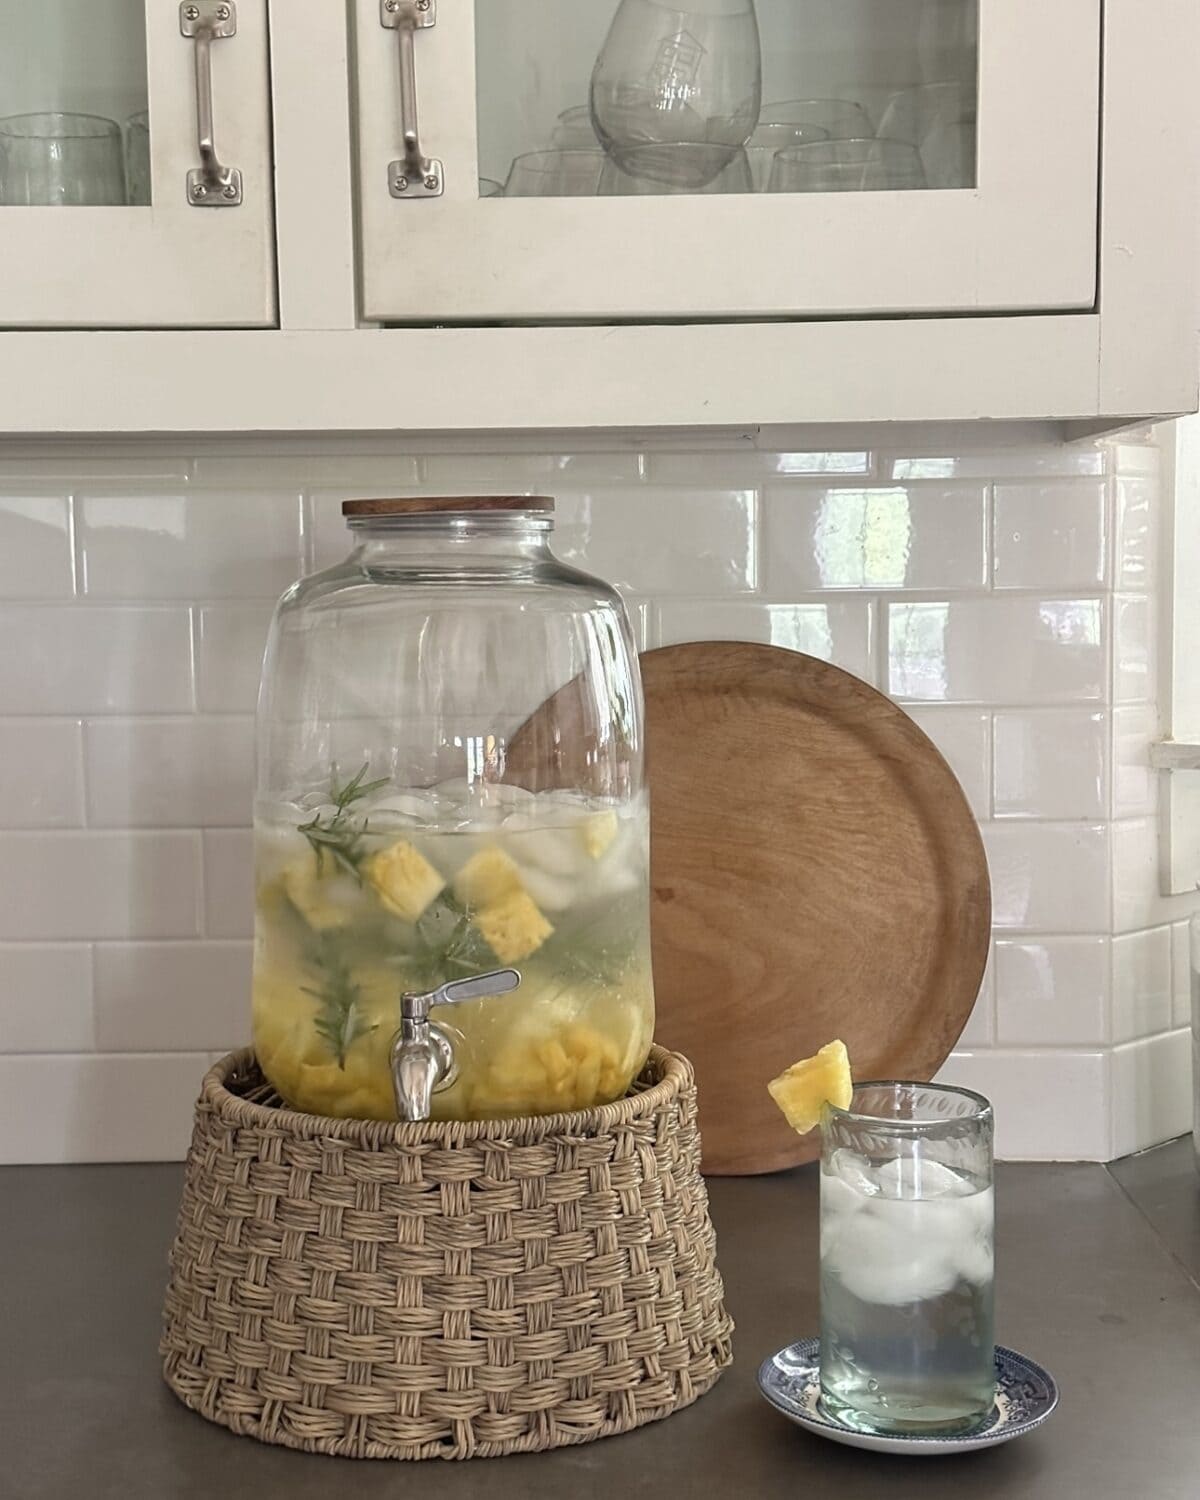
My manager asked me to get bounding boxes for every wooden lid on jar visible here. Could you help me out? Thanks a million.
[341,496,555,517]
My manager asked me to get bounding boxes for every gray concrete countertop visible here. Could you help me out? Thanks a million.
[3,1144,1199,1500]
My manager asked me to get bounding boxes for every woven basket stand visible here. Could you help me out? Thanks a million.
[161,1045,734,1461]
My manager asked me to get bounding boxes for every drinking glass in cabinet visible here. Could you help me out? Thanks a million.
[877,80,977,188]
[503,149,605,197]
[599,144,752,194]
[551,105,599,148]
[760,97,874,141]
[0,112,125,205]
[590,0,762,186]
[768,138,927,193]
[0,0,149,207]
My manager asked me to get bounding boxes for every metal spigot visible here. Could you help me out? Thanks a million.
[390,968,521,1121]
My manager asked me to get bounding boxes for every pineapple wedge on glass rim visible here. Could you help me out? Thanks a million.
[768,1041,853,1134]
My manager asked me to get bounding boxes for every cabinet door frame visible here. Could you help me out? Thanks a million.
[0,0,275,329]
[354,0,1100,324]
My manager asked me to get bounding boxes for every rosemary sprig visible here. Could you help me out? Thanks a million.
[297,763,388,880]
[302,939,374,1068]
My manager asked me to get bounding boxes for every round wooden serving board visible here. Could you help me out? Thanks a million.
[510,642,991,1176]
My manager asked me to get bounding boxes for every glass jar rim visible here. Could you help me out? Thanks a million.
[826,1080,993,1129]
[342,495,554,523]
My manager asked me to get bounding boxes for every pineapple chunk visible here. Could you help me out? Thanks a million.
[768,1040,853,1135]
[474,890,553,963]
[580,810,619,860]
[362,839,444,922]
[281,853,356,931]
[453,845,523,908]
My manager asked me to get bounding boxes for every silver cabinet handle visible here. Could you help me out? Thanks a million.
[381,0,443,198]
[179,1,242,206]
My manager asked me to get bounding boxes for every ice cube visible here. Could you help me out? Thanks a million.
[827,1149,881,1198]
[365,791,437,828]
[830,1199,964,1305]
[506,825,587,879]
[516,863,577,914]
[876,1155,971,1201]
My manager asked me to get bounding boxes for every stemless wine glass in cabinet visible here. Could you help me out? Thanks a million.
[0,111,126,205]
[590,0,762,188]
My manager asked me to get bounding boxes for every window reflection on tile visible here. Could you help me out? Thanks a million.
[1114,478,1157,592]
[889,598,1105,703]
[1113,595,1155,704]
[656,600,874,682]
[768,483,985,592]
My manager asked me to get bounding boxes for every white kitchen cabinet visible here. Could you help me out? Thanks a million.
[0,0,275,328]
[0,0,1192,434]
[354,0,1099,323]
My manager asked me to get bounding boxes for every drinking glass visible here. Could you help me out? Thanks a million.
[744,120,829,192]
[0,112,126,206]
[599,144,752,194]
[551,105,599,149]
[590,0,762,189]
[503,149,604,197]
[820,1082,995,1435]
[877,81,977,188]
[124,110,151,205]
[768,139,926,193]
[760,98,874,141]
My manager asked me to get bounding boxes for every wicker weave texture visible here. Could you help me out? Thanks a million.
[161,1047,734,1460]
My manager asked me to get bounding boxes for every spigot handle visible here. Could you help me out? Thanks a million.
[438,969,522,1007]
[401,967,521,1019]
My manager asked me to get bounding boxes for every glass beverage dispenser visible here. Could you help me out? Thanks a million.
[252,497,655,1122]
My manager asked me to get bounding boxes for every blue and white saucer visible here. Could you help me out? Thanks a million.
[757,1339,1059,1456]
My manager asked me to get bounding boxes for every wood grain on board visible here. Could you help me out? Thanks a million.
[509,642,992,1176]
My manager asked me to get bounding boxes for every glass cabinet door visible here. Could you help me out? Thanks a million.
[0,0,274,327]
[355,0,1099,323]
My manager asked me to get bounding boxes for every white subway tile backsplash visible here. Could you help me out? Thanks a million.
[766,483,987,592]
[0,833,201,940]
[0,944,94,1052]
[0,496,74,598]
[905,708,990,818]
[1114,478,1157,592]
[555,488,758,594]
[1112,927,1174,1043]
[648,450,869,483]
[994,937,1109,1046]
[0,605,193,714]
[993,710,1107,821]
[993,482,1108,590]
[983,823,1109,933]
[1171,920,1194,1030]
[84,717,254,828]
[93,941,250,1053]
[79,492,303,599]
[888,598,1106,704]
[654,600,875,683]
[0,720,84,828]
[202,828,253,938]
[958,945,995,1046]
[1112,705,1159,818]
[0,1052,209,1164]
[888,448,1104,480]
[195,604,274,713]
[1110,1030,1191,1159]
[1113,595,1156,704]
[938,1049,1110,1160]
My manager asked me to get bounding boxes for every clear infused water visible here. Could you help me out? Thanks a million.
[819,1149,995,1434]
